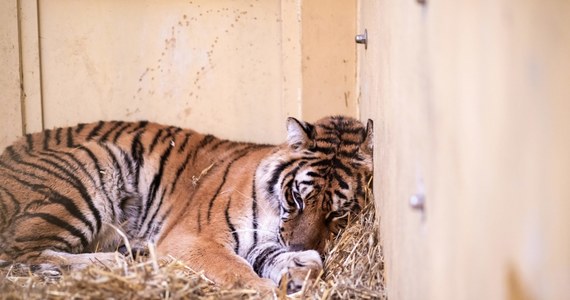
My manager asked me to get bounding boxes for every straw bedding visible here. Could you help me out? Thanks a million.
[0,192,385,299]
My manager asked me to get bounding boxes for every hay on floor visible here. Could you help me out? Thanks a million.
[0,197,384,299]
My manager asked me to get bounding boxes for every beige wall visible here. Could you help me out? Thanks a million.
[0,0,23,148]
[0,0,356,149]
[359,0,570,299]
[301,0,357,122]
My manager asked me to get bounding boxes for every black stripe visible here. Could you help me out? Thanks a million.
[66,127,74,147]
[98,145,126,220]
[112,122,132,144]
[99,121,124,142]
[130,130,146,188]
[101,144,126,190]
[0,185,20,216]
[356,173,364,197]
[55,127,63,145]
[190,135,215,164]
[0,188,12,226]
[206,146,255,222]
[252,245,283,275]
[299,180,315,186]
[160,128,175,143]
[15,235,75,252]
[118,148,135,184]
[197,205,202,233]
[315,137,339,144]
[333,171,349,190]
[332,157,353,176]
[323,190,333,211]
[86,121,105,140]
[178,133,192,153]
[306,171,322,178]
[266,159,297,197]
[127,120,149,134]
[170,152,192,193]
[27,213,90,249]
[43,129,51,150]
[26,134,34,150]
[313,146,334,154]
[337,149,359,158]
[75,145,107,191]
[334,190,347,200]
[75,123,86,133]
[4,145,14,156]
[297,121,315,140]
[309,159,332,169]
[169,127,183,137]
[251,178,258,247]
[335,126,363,135]
[225,197,240,254]
[148,129,164,153]
[339,140,362,146]
[264,248,288,271]
[139,141,174,230]
[23,199,47,212]
[209,139,228,152]
[0,189,7,221]
[316,123,335,131]
[142,187,167,238]
[152,206,172,236]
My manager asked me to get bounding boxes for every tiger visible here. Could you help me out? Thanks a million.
[0,115,373,293]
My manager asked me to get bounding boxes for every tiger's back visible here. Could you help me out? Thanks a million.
[0,116,373,293]
[0,121,270,262]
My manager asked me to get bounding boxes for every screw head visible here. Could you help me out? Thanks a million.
[409,193,425,211]
[355,29,368,49]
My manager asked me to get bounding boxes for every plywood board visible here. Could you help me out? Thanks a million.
[358,0,570,299]
[0,0,23,149]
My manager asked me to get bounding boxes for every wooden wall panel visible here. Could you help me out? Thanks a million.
[1,0,356,147]
[0,0,23,150]
[358,0,570,299]
[301,0,357,122]
[38,0,288,144]
[25,0,357,145]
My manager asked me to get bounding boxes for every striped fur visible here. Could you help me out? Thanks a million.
[0,116,373,293]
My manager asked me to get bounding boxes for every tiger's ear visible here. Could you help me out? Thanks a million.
[361,119,373,155]
[287,117,314,149]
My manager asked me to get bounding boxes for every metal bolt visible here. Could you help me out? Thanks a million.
[355,29,368,50]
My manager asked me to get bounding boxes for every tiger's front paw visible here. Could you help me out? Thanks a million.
[280,250,323,294]
[247,277,277,296]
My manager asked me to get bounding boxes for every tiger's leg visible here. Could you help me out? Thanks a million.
[247,242,323,293]
[17,250,124,278]
[37,249,124,267]
[158,235,275,291]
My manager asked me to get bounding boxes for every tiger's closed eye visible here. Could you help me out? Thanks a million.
[292,191,304,211]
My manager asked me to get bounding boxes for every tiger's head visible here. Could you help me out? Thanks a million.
[259,116,373,254]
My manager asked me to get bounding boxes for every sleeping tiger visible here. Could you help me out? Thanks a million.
[0,115,373,293]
